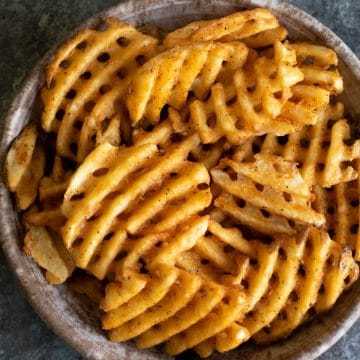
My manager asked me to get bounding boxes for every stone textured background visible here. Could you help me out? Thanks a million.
[0,0,359,359]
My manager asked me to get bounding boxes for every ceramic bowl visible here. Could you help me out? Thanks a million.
[1,1,360,359]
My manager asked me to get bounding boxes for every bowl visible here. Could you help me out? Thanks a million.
[1,1,360,359]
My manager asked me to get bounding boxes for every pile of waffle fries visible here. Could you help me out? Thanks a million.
[5,8,360,358]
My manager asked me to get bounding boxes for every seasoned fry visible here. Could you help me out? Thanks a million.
[41,18,158,162]
[211,156,325,233]
[61,136,211,279]
[241,26,287,48]
[190,41,304,145]
[254,228,358,343]
[23,225,75,284]
[5,124,37,192]
[313,164,360,259]
[126,41,248,125]
[101,262,247,353]
[164,8,280,48]
[23,155,72,233]
[235,102,360,187]
[291,42,343,94]
[5,124,45,210]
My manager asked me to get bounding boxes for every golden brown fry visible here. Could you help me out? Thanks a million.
[313,166,360,259]
[165,288,246,355]
[107,268,202,341]
[164,8,280,48]
[5,124,45,210]
[254,228,358,343]
[241,26,287,48]
[126,41,248,125]
[41,18,158,162]
[291,42,343,94]
[211,156,325,232]
[190,41,304,145]
[236,102,360,187]
[5,124,37,192]
[23,155,72,233]
[61,136,211,279]
[133,108,224,169]
[23,225,75,284]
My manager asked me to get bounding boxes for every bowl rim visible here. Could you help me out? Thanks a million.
[1,1,360,359]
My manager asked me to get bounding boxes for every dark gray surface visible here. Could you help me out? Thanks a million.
[0,1,359,359]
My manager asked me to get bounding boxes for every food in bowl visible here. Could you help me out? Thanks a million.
[4,7,360,358]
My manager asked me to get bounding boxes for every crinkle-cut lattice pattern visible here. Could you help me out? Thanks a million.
[234,102,360,187]
[211,155,325,236]
[291,42,343,95]
[126,41,248,125]
[313,163,360,260]
[253,227,358,344]
[101,263,247,356]
[41,18,158,162]
[61,135,213,280]
[193,225,358,356]
[24,155,73,234]
[262,42,343,134]
[4,124,45,210]
[190,41,305,145]
[100,216,358,357]
[133,108,225,170]
[163,8,281,48]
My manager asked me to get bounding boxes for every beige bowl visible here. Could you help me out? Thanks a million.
[1,1,359,359]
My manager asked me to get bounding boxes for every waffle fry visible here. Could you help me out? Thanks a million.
[126,41,248,125]
[260,41,341,132]
[313,165,360,260]
[105,216,210,281]
[165,287,245,355]
[291,42,343,95]
[136,279,230,349]
[164,8,281,48]
[23,225,75,284]
[41,18,158,162]
[211,155,325,236]
[104,266,202,334]
[194,224,302,356]
[242,26,288,48]
[235,41,304,120]
[5,124,45,210]
[61,135,212,279]
[190,41,305,145]
[102,262,246,356]
[236,102,360,187]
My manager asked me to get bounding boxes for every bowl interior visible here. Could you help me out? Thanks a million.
[1,1,360,360]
